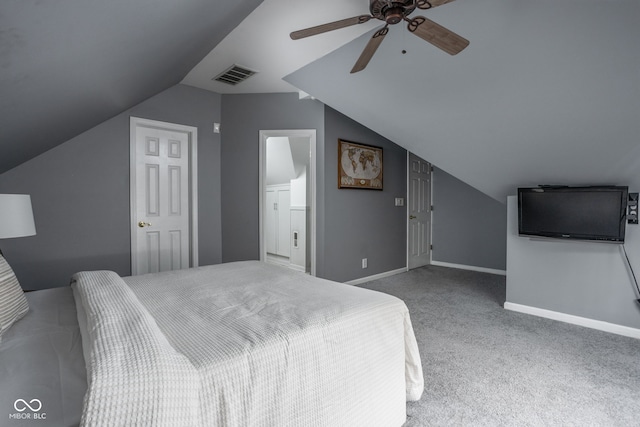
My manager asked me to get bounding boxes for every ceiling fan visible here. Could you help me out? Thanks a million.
[290,0,469,73]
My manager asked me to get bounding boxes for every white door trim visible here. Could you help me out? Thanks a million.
[406,151,411,271]
[130,117,199,275]
[259,129,317,276]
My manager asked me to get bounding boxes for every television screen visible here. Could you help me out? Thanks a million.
[518,186,628,242]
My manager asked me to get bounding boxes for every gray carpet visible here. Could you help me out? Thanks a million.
[359,265,640,426]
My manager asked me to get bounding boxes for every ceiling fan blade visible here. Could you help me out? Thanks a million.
[290,15,372,40]
[407,16,469,55]
[351,26,389,74]
[416,0,456,10]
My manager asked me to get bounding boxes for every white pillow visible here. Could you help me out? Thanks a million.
[0,253,29,341]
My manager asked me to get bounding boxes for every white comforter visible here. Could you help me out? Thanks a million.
[72,261,423,427]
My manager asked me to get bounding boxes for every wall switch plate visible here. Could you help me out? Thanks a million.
[213,123,221,133]
[362,258,367,269]
[395,198,404,207]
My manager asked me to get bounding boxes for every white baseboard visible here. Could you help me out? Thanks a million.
[346,267,408,286]
[430,260,507,276]
[504,302,640,340]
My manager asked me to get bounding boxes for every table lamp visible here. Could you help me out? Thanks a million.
[0,194,37,256]
[0,194,36,334]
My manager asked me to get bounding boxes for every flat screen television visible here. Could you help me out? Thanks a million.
[518,186,628,243]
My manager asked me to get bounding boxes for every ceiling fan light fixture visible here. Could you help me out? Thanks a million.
[290,0,467,73]
[384,7,405,24]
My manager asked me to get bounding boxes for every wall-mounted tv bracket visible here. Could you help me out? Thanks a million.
[628,193,638,224]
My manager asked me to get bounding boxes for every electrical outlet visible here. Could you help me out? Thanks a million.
[362,258,368,269]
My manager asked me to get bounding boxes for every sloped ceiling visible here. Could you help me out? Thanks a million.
[2,0,638,203]
[182,0,379,94]
[266,137,297,185]
[284,0,640,201]
[0,0,263,174]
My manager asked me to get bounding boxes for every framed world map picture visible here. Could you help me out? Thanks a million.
[338,139,383,190]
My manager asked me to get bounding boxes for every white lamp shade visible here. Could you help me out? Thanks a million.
[0,194,36,239]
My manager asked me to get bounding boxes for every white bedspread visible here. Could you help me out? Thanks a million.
[0,288,87,427]
[72,261,423,426]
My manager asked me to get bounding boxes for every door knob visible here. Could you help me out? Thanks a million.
[138,221,152,228]
[409,215,416,219]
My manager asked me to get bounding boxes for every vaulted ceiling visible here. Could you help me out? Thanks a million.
[0,0,263,173]
[2,0,639,202]
[284,0,640,200]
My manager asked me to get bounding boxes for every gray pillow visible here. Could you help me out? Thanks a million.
[0,254,29,341]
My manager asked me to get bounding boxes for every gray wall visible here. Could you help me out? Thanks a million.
[323,106,407,282]
[0,84,222,290]
[220,93,325,265]
[431,168,507,271]
[1,86,510,290]
[506,196,640,329]
[505,151,640,330]
[219,94,413,282]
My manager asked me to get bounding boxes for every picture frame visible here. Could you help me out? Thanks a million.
[338,139,383,190]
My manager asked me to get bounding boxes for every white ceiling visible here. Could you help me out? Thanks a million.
[182,0,380,94]
[183,0,640,202]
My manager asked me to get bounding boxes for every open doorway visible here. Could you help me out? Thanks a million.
[259,130,316,275]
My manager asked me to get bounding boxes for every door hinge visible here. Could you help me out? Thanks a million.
[430,244,433,250]
[430,205,434,211]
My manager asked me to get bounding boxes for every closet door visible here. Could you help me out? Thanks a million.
[277,190,291,257]
[266,190,277,255]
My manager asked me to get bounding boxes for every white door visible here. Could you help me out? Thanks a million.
[265,189,277,254]
[289,207,308,271]
[277,189,291,257]
[265,185,291,258]
[408,152,432,269]
[130,118,197,275]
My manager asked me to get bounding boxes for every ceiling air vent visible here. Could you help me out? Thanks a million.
[213,64,258,86]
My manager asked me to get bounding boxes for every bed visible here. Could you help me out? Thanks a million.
[1,261,423,426]
[0,287,87,427]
